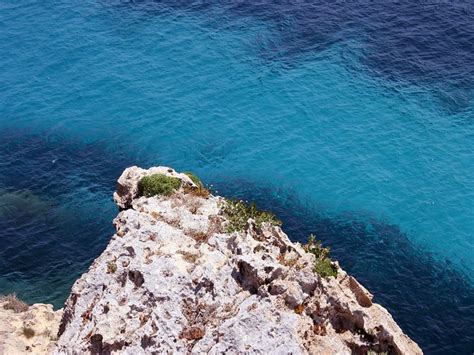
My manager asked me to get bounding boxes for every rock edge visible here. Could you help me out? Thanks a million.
[2,166,422,354]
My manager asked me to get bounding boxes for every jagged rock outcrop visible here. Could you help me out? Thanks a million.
[0,297,62,354]
[53,166,421,354]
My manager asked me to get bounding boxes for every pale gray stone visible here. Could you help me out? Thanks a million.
[50,166,422,355]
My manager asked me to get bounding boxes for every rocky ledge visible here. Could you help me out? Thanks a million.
[0,295,61,354]
[2,166,422,354]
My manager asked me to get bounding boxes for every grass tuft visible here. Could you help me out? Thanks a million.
[221,199,281,233]
[304,234,338,278]
[184,172,201,186]
[0,293,29,313]
[184,172,210,198]
[138,174,181,197]
[107,261,117,274]
[22,327,35,339]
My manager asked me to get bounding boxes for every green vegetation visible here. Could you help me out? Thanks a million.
[138,174,181,197]
[221,199,281,233]
[184,172,210,198]
[305,234,338,278]
[314,258,337,278]
[184,172,202,187]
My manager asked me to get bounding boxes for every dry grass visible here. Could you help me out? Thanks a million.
[184,185,210,199]
[162,215,181,228]
[294,304,305,315]
[22,327,35,339]
[150,211,161,220]
[313,323,327,336]
[179,325,205,341]
[178,250,200,264]
[186,230,209,244]
[143,247,153,264]
[181,299,217,335]
[0,294,29,313]
[107,260,117,274]
[207,215,224,235]
[183,172,210,199]
[221,302,239,318]
[246,303,258,312]
[142,246,163,265]
[277,253,299,268]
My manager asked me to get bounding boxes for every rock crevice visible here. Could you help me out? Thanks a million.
[2,166,422,354]
[56,166,421,354]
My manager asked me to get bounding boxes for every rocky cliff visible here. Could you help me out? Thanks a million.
[1,166,422,354]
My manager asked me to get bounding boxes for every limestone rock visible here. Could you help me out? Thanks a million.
[53,166,421,354]
[113,166,194,209]
[0,299,62,354]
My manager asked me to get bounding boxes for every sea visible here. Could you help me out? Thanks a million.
[0,1,473,353]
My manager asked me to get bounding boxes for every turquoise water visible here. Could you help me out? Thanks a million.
[0,1,473,353]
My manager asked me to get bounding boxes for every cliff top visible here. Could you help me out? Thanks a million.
[2,166,422,354]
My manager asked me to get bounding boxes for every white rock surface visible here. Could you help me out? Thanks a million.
[48,166,421,354]
[0,299,62,354]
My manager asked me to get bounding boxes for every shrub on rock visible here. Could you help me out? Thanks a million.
[184,172,202,187]
[184,172,210,198]
[222,199,281,233]
[138,174,181,197]
[305,234,338,278]
[0,294,29,313]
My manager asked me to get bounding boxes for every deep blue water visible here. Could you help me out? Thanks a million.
[0,1,473,353]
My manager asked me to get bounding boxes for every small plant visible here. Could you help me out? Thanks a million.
[22,327,35,339]
[305,234,337,278]
[314,258,337,278]
[221,199,281,233]
[0,293,29,313]
[190,230,209,244]
[184,172,202,186]
[138,174,181,197]
[184,172,210,198]
[178,250,200,263]
[179,325,205,340]
[107,261,117,274]
[277,253,298,268]
[294,304,305,315]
